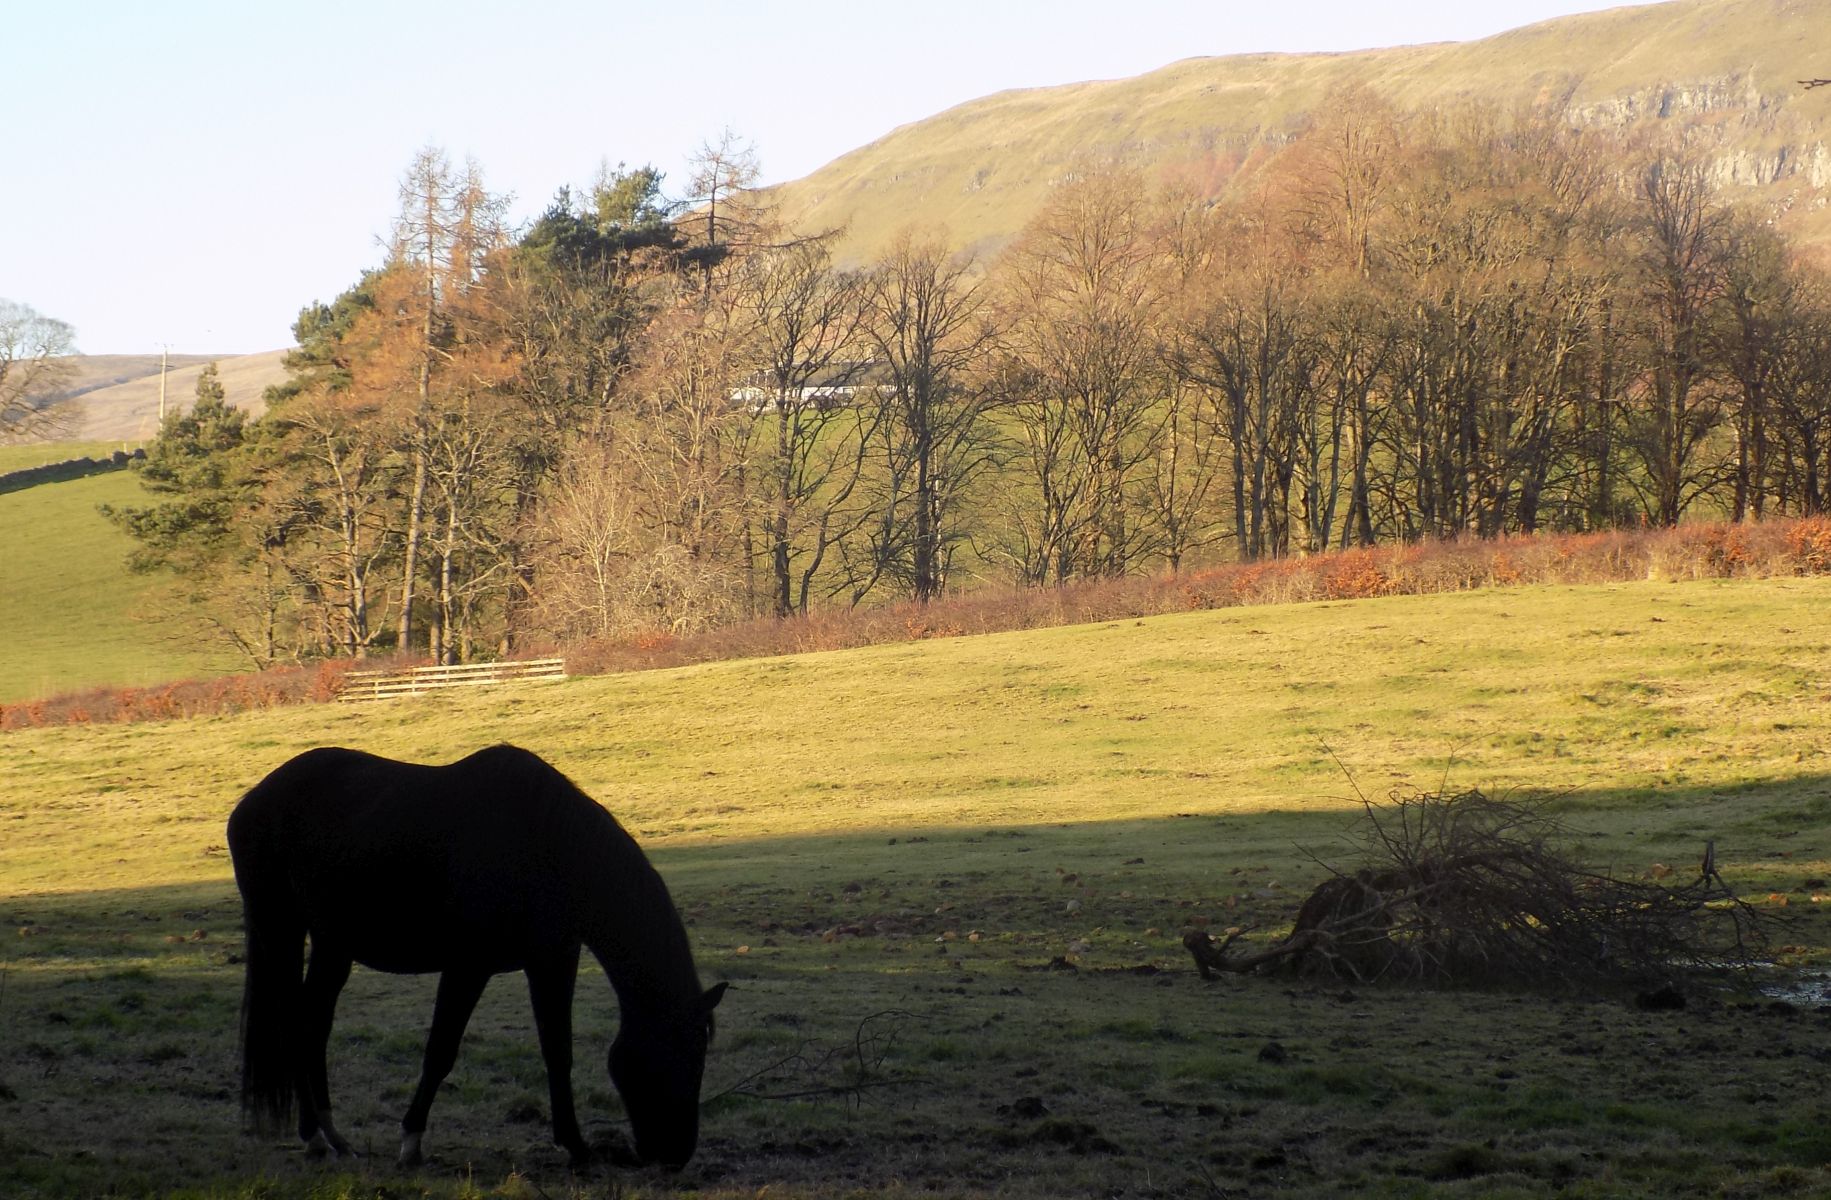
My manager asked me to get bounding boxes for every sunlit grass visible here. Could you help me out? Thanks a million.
[0,472,242,702]
[0,440,130,472]
[5,575,1827,895]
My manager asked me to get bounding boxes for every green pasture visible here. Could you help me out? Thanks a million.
[0,441,130,473]
[3,578,1830,1197]
[0,470,243,702]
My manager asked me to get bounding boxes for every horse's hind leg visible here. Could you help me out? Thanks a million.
[526,946,587,1167]
[398,968,490,1168]
[298,939,354,1157]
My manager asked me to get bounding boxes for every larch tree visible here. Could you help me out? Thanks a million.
[388,147,512,653]
[684,129,762,262]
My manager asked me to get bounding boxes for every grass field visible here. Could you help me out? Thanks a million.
[3,578,1830,1197]
[0,470,243,702]
[0,441,129,473]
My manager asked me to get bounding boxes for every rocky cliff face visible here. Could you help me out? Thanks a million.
[1571,71,1831,215]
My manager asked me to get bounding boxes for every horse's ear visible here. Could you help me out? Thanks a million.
[701,982,729,1013]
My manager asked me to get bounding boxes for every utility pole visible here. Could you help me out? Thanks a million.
[157,344,169,423]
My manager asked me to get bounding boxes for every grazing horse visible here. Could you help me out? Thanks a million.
[227,744,725,1168]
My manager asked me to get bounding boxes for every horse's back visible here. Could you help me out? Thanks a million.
[231,743,565,832]
[229,744,594,972]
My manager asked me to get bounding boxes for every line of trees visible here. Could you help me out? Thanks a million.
[112,100,1831,667]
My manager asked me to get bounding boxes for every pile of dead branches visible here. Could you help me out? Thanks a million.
[1186,789,1779,990]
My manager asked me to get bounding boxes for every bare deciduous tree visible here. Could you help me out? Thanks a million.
[0,299,77,442]
[737,238,877,616]
[993,170,1168,582]
[858,231,999,601]
[1171,203,1310,561]
[1621,156,1733,526]
[530,442,745,639]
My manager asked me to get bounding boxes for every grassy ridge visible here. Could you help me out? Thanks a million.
[773,0,1831,263]
[2,578,1830,1196]
[0,471,241,702]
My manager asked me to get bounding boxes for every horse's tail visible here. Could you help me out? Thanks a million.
[228,797,303,1135]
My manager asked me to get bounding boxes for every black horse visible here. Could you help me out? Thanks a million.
[227,744,725,1168]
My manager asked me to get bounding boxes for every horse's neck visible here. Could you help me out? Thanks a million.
[574,819,701,1014]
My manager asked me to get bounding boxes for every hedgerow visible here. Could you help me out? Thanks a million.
[5,515,1828,731]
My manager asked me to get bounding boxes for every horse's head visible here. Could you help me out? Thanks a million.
[609,982,727,1168]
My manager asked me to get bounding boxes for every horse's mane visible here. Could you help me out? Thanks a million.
[490,746,705,1012]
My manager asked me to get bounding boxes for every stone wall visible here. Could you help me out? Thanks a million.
[0,449,145,496]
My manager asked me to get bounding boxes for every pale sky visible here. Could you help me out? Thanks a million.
[4,0,1667,355]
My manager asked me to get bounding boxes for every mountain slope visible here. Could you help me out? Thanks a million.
[771,0,1831,261]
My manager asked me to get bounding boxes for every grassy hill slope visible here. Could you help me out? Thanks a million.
[44,354,218,401]
[0,471,243,702]
[71,348,291,442]
[2,576,1828,1196]
[8,575,1827,893]
[773,0,1831,262]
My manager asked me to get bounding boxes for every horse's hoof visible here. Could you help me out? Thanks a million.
[399,1132,424,1168]
[304,1131,356,1159]
[306,1117,358,1160]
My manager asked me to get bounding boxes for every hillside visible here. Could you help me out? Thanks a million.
[771,0,1831,261]
[43,354,218,401]
[55,348,292,442]
[0,471,243,701]
[7,576,1828,879]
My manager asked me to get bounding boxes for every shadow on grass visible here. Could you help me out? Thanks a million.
[3,772,1829,1198]
[651,769,1831,900]
[9,768,1830,963]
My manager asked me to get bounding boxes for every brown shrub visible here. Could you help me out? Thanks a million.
[1324,550,1393,600]
[1785,516,1831,574]
[1487,552,1522,587]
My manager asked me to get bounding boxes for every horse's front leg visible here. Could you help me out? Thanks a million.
[298,940,354,1157]
[526,946,588,1167]
[398,968,491,1168]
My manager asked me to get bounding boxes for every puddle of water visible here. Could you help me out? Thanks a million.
[1757,967,1831,1007]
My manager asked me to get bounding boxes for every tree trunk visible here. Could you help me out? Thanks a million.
[399,442,427,651]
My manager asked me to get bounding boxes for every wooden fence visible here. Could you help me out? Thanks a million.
[337,657,568,702]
